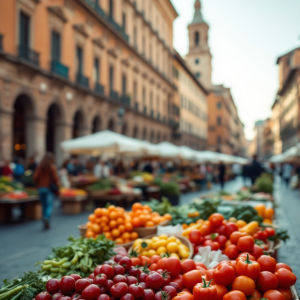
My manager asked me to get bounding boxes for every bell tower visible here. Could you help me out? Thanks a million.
[186,0,212,89]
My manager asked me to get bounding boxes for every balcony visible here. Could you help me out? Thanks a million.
[0,34,3,51]
[95,2,106,18]
[51,60,69,79]
[76,73,89,88]
[18,45,40,66]
[143,106,147,115]
[95,82,105,94]
[121,95,131,106]
[110,90,119,101]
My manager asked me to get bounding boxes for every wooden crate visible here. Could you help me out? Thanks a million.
[25,201,42,220]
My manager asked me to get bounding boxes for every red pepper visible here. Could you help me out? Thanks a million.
[193,278,217,300]
[235,254,261,280]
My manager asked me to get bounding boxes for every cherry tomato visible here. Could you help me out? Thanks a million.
[162,285,177,299]
[142,289,155,300]
[193,279,217,300]
[97,294,111,300]
[203,240,220,251]
[113,275,127,284]
[236,254,260,280]
[181,259,196,274]
[275,263,292,272]
[98,264,114,279]
[146,272,163,289]
[119,257,132,272]
[70,274,81,282]
[237,252,256,261]
[75,279,91,293]
[199,224,211,236]
[150,255,161,264]
[237,236,254,252]
[250,289,262,299]
[114,265,125,275]
[213,284,227,300]
[225,223,238,238]
[256,271,278,292]
[110,282,129,298]
[121,293,135,300]
[189,230,203,245]
[256,230,268,242]
[94,273,108,287]
[171,279,183,290]
[52,293,63,300]
[106,279,114,292]
[215,235,227,249]
[60,276,75,295]
[159,257,182,278]
[209,213,224,228]
[173,292,194,300]
[230,232,246,245]
[265,227,276,237]
[263,290,286,300]
[274,268,297,288]
[257,255,277,273]
[223,290,247,300]
[232,275,255,296]
[213,262,236,286]
[128,283,144,298]
[214,225,227,236]
[182,270,203,290]
[277,288,293,300]
[82,284,101,300]
[35,292,52,300]
[224,245,239,259]
[195,262,207,270]
[169,282,181,293]
[131,257,141,266]
[251,245,264,260]
[46,279,60,294]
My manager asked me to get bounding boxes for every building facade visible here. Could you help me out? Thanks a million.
[185,0,246,156]
[173,52,208,150]
[262,118,274,160]
[0,0,180,164]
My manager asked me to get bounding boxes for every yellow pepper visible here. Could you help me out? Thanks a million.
[239,221,259,235]
[187,212,200,218]
[182,223,203,237]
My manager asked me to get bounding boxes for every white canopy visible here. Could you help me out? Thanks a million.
[269,143,300,163]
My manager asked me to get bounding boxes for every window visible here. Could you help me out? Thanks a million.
[195,58,199,64]
[217,102,222,109]
[122,13,126,31]
[93,58,100,83]
[76,46,83,74]
[196,72,201,78]
[133,81,137,102]
[142,87,146,104]
[122,74,126,95]
[109,0,114,18]
[195,31,200,45]
[217,136,221,144]
[19,11,30,48]
[217,116,222,125]
[134,27,137,47]
[142,36,145,54]
[51,31,61,61]
[109,66,114,90]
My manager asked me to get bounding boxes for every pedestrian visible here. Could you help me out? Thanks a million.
[33,152,59,229]
[249,155,263,185]
[242,164,249,186]
[218,161,226,190]
[282,163,293,187]
[94,160,110,179]
[27,156,37,172]
[13,157,25,182]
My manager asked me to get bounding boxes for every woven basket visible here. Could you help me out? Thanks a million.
[134,220,171,238]
[128,234,193,259]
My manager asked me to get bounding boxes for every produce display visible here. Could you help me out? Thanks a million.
[86,206,139,244]
[131,235,190,260]
[60,188,87,197]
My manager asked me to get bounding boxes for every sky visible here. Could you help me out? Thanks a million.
[170,0,300,140]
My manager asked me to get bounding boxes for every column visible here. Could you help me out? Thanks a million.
[0,109,13,161]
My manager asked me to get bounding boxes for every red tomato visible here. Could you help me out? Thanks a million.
[213,262,236,286]
[230,260,237,270]
[199,224,211,236]
[257,255,277,273]
[145,272,163,290]
[237,252,256,261]
[209,213,224,228]
[173,292,194,300]
[213,284,228,300]
[230,232,246,245]
[82,284,101,300]
[150,255,161,264]
[277,288,293,300]
[215,235,228,249]
[251,245,264,260]
[159,257,182,278]
[263,290,286,300]
[225,240,232,248]
[265,227,276,237]
[256,271,278,292]
[181,259,196,274]
[171,279,183,290]
[274,268,297,288]
[224,245,239,259]
[237,236,254,252]
[195,262,207,270]
[203,240,220,251]
[214,225,226,236]
[251,289,262,299]
[275,263,292,272]
[205,269,214,281]
[232,276,255,296]
[225,223,238,238]
[196,267,206,276]
[193,280,217,300]
[182,270,203,290]
[148,264,157,271]
[236,254,260,280]
[223,290,247,300]
[256,230,268,242]
[189,230,203,245]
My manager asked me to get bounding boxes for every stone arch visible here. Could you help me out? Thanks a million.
[73,110,87,138]
[12,94,36,159]
[132,126,139,139]
[92,115,102,133]
[107,118,115,132]
[142,128,147,140]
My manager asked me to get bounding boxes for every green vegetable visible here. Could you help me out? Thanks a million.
[88,179,112,191]
[254,174,273,194]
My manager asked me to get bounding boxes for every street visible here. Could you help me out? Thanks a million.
[0,177,299,293]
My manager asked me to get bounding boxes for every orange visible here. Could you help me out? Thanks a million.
[92,223,101,233]
[152,217,161,225]
[164,213,172,220]
[132,218,140,227]
[108,205,116,211]
[117,217,124,225]
[102,209,109,216]
[109,220,117,229]
[125,223,133,232]
[86,221,93,229]
[116,210,124,218]
[86,229,94,238]
[118,225,125,233]
[88,214,96,222]
[132,203,143,211]
[122,232,130,240]
[109,212,118,220]
[100,222,107,228]
[143,205,152,212]
[151,212,160,217]
[115,238,124,244]
[145,221,155,227]
[105,232,112,239]
[111,229,120,238]
[101,216,109,223]
[134,209,143,216]
[95,218,102,224]
[138,214,148,226]
[143,209,150,215]
[102,225,110,232]
[124,239,131,244]
[131,232,139,240]
[94,208,102,217]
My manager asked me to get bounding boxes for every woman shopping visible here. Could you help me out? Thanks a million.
[33,152,59,229]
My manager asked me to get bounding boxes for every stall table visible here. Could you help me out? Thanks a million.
[59,195,88,214]
[0,196,41,222]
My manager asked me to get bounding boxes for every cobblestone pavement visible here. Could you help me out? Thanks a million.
[0,177,299,293]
